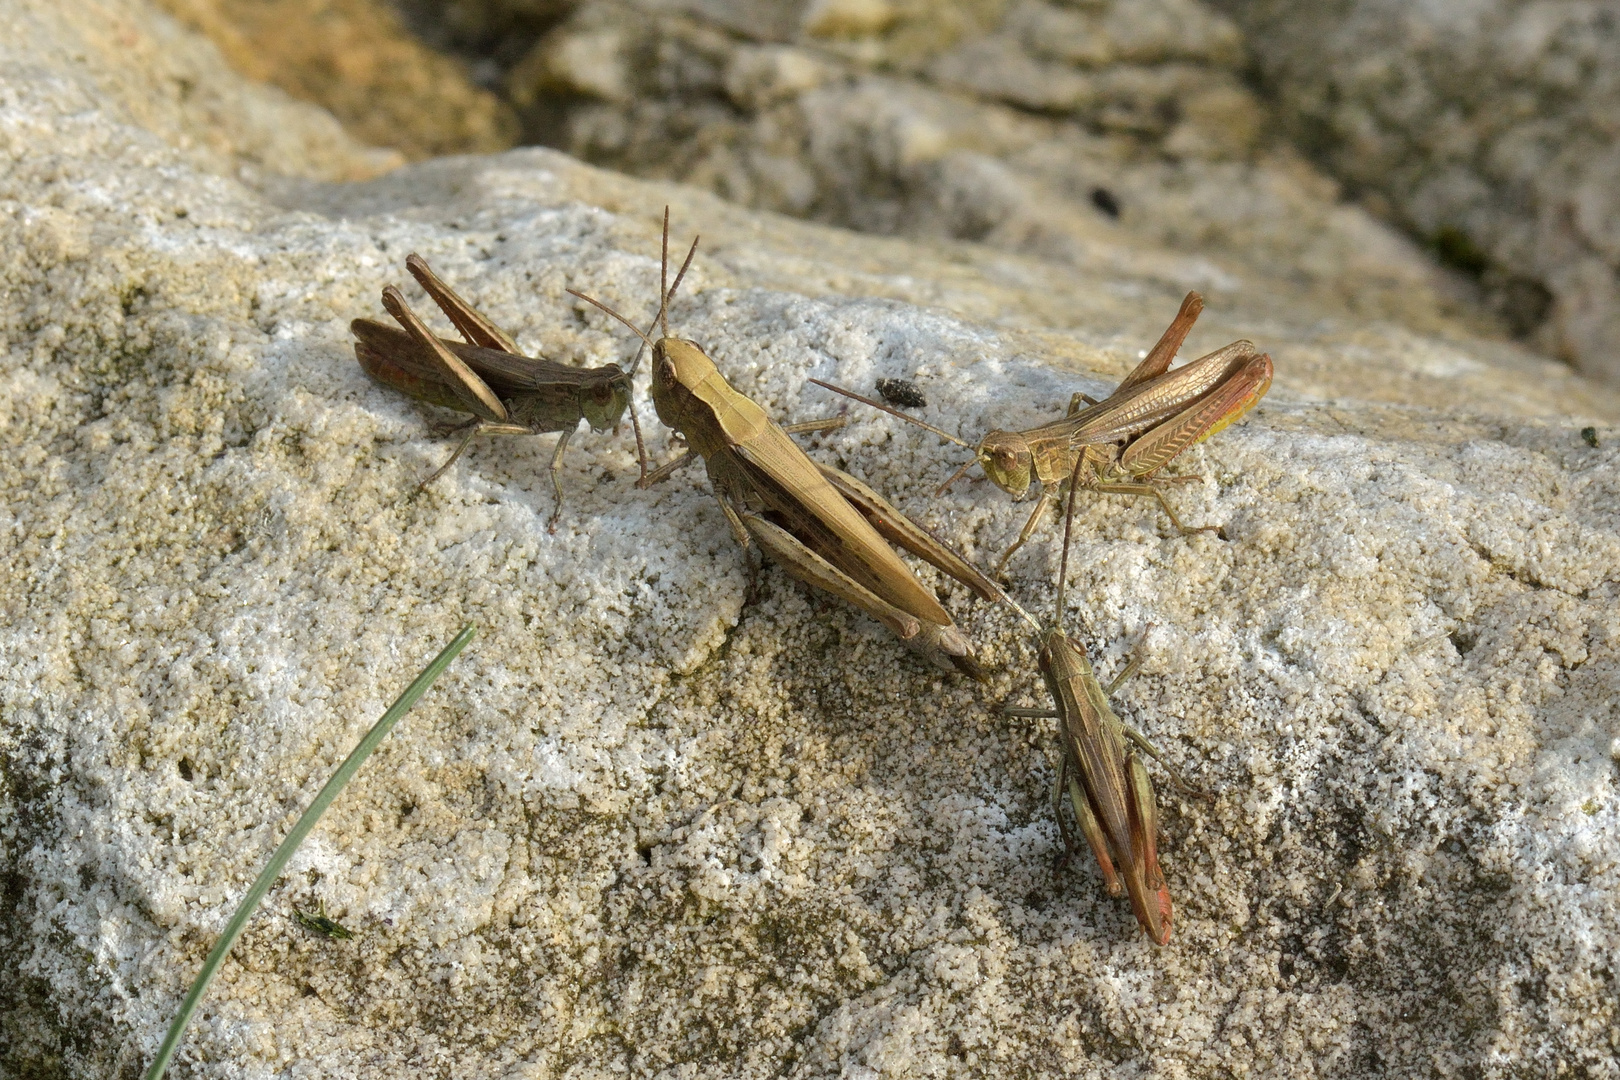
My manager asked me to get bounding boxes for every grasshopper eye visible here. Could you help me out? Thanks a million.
[590,384,614,404]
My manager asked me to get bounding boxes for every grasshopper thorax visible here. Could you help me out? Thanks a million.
[652,337,718,390]
[977,430,1034,498]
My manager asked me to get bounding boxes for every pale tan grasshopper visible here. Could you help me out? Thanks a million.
[352,254,647,530]
[1000,457,1195,944]
[568,211,1004,679]
[812,292,1273,575]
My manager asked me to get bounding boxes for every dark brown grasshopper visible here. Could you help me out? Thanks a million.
[812,292,1273,575]
[568,211,1004,679]
[1000,456,1196,944]
[351,254,646,529]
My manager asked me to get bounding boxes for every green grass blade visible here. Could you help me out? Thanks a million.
[144,623,477,1080]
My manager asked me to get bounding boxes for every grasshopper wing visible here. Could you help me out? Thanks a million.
[814,463,1003,603]
[729,424,957,629]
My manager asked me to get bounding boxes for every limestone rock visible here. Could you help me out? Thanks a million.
[4,1,1620,1078]
[1214,0,1620,384]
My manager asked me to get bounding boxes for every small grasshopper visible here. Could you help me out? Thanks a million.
[568,211,1004,679]
[1000,457,1197,944]
[812,292,1273,575]
[293,902,354,941]
[351,254,647,530]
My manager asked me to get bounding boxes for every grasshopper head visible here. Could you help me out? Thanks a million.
[977,431,1033,498]
[649,337,717,427]
[580,371,633,432]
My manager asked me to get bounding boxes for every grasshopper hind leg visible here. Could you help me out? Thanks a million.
[1091,479,1224,540]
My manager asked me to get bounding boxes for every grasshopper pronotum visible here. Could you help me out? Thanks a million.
[813,292,1273,574]
[352,254,647,529]
[568,211,1005,679]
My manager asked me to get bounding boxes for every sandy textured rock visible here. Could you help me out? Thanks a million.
[1215,0,1620,386]
[4,2,1620,1079]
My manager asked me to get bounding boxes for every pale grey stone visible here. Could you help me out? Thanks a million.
[4,1,1620,1078]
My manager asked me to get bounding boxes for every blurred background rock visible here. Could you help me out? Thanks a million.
[149,0,1620,387]
[1211,0,1620,385]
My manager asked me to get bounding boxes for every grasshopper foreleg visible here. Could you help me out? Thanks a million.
[545,427,575,533]
[1103,655,1144,696]
[994,487,1059,578]
[638,449,698,488]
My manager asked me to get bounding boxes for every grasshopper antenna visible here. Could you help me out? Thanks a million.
[663,234,699,325]
[570,208,699,349]
[619,338,649,478]
[998,591,1043,635]
[934,457,979,498]
[623,339,647,377]
[1053,450,1088,629]
[567,290,655,349]
[650,206,700,341]
[806,378,979,497]
[807,379,972,447]
[627,397,649,481]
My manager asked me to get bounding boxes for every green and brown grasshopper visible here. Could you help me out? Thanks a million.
[812,292,1273,575]
[1001,457,1196,944]
[569,212,1004,679]
[293,902,354,941]
[351,254,646,529]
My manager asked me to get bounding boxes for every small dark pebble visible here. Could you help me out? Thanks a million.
[1090,186,1121,219]
[1581,426,1599,448]
[876,378,927,408]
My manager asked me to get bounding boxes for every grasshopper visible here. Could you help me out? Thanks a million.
[1000,456,1196,945]
[293,902,354,941]
[568,211,1004,679]
[811,292,1273,575]
[351,254,647,530]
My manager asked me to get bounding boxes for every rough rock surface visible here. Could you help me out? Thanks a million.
[1215,0,1620,386]
[5,2,1620,1079]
